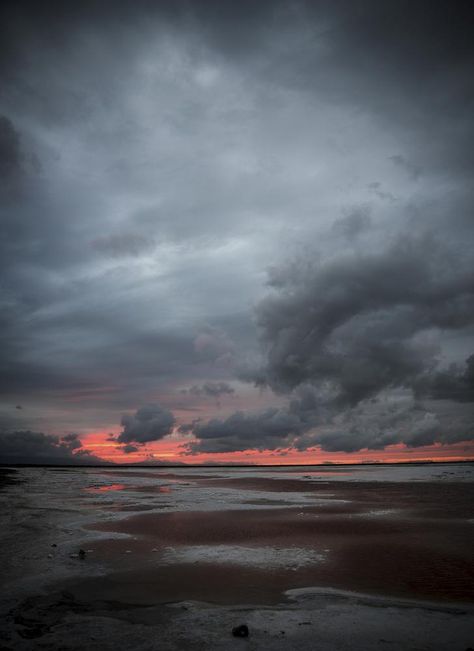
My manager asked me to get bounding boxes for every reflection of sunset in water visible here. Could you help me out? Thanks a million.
[84,483,173,494]
[84,483,126,493]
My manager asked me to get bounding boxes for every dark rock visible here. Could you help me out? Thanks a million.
[51,543,57,547]
[78,549,86,559]
[232,624,249,638]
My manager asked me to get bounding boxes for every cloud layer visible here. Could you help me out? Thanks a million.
[117,404,175,445]
[0,430,106,465]
[0,0,473,459]
[188,233,474,453]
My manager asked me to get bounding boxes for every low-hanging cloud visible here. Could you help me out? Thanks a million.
[255,236,474,401]
[189,234,474,454]
[122,443,140,454]
[1,1,473,459]
[117,403,175,445]
[415,355,474,403]
[186,407,304,454]
[0,430,106,465]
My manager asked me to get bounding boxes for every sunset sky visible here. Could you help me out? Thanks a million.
[1,0,473,465]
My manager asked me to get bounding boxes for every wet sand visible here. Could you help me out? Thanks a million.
[80,481,474,604]
[0,467,20,489]
[5,587,474,651]
[1,465,473,650]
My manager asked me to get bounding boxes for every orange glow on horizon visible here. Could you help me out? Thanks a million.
[78,430,474,465]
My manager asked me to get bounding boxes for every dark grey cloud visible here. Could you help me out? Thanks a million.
[0,430,105,464]
[0,115,22,185]
[187,407,305,454]
[61,432,82,449]
[117,404,175,445]
[177,419,201,435]
[186,385,319,454]
[186,382,235,398]
[91,233,155,258]
[190,232,474,454]
[0,1,473,456]
[256,235,473,401]
[331,207,372,241]
[122,444,139,454]
[416,355,474,403]
[189,379,474,455]
[305,394,474,453]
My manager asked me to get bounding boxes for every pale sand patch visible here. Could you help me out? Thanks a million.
[160,544,326,569]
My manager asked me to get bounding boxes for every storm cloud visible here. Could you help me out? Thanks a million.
[256,235,474,400]
[117,404,175,445]
[187,408,303,454]
[0,0,473,459]
[189,233,474,454]
[0,430,105,465]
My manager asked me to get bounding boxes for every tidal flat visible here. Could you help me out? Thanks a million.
[1,463,473,650]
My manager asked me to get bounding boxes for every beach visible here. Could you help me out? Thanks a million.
[1,463,473,649]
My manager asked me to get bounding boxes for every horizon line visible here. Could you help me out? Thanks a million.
[2,459,473,469]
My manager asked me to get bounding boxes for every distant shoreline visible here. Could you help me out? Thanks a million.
[1,459,473,469]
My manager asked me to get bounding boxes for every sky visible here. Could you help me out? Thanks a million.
[1,0,473,465]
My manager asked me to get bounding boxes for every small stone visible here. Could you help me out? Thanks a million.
[78,549,86,559]
[69,554,78,559]
[51,544,57,548]
[232,624,249,638]
[47,554,53,559]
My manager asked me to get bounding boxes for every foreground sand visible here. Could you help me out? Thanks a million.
[1,465,473,650]
[3,587,474,651]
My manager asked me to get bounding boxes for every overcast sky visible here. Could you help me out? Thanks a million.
[1,0,473,464]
